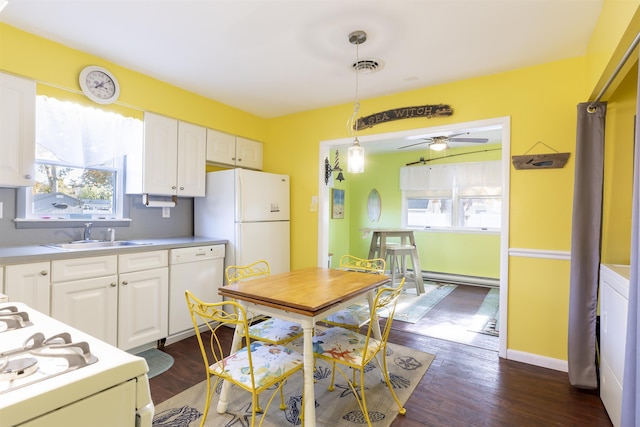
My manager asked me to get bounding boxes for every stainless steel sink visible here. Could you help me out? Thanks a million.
[43,240,152,250]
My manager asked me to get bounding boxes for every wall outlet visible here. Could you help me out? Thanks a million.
[0,202,3,219]
[162,207,170,218]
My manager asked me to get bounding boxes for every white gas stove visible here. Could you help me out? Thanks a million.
[0,302,153,427]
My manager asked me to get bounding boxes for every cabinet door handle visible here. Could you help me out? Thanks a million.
[40,270,48,276]
[121,280,128,286]
[238,158,242,162]
[232,157,236,161]
[110,282,117,287]
[180,186,184,190]
[171,186,177,190]
[25,174,32,179]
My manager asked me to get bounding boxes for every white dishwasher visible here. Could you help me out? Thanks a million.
[168,245,225,338]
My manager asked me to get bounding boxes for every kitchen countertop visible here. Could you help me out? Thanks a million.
[0,236,227,265]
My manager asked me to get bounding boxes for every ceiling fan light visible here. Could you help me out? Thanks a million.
[347,138,365,173]
[430,141,448,151]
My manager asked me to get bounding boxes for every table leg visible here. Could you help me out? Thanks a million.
[301,318,316,427]
[216,306,245,414]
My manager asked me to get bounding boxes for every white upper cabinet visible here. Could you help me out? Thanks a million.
[0,72,36,187]
[206,128,263,170]
[177,121,207,196]
[127,112,206,197]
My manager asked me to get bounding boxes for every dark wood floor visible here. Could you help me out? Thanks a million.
[150,284,613,426]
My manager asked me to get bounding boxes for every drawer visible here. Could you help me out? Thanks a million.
[119,250,168,273]
[52,256,118,282]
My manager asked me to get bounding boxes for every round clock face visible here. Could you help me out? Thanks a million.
[79,66,120,104]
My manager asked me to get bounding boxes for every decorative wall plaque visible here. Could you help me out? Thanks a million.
[355,104,453,130]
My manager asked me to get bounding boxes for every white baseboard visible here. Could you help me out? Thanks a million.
[506,349,568,372]
[422,271,500,287]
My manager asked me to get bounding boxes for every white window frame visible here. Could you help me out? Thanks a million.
[401,160,501,232]
[15,96,137,227]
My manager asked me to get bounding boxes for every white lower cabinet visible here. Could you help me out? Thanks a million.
[4,262,51,315]
[51,255,119,346]
[117,266,168,350]
[599,264,630,427]
[50,251,168,350]
[51,274,119,346]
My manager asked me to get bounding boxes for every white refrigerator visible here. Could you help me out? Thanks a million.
[194,168,290,276]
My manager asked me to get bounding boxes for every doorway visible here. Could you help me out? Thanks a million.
[317,116,510,357]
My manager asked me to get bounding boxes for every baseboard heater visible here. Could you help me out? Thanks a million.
[420,271,499,288]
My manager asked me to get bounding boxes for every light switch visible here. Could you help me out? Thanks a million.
[310,196,318,212]
[162,207,170,218]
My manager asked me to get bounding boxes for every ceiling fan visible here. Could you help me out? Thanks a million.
[398,132,489,151]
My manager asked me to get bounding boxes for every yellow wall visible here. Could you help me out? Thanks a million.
[1,2,639,364]
[602,64,637,264]
[0,24,267,139]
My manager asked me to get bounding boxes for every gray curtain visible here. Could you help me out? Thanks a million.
[620,74,640,426]
[568,101,607,388]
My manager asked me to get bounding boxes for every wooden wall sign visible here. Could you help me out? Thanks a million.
[511,141,570,170]
[511,153,570,169]
[355,104,453,130]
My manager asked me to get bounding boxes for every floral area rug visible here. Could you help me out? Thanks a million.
[151,338,434,427]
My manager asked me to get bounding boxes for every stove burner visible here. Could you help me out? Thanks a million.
[0,357,38,381]
[0,306,32,333]
[0,332,99,394]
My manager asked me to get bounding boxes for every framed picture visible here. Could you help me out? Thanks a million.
[331,188,345,219]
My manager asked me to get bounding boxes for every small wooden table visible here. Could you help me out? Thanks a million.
[363,228,425,293]
[218,267,390,427]
[363,228,417,259]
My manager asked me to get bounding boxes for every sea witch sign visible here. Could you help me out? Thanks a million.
[355,104,453,130]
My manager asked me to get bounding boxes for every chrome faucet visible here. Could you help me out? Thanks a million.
[83,223,93,241]
[107,228,115,242]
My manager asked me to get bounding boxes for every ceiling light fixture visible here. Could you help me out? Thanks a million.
[429,139,449,151]
[347,30,366,174]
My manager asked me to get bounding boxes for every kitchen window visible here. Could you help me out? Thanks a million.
[17,96,142,223]
[401,160,502,230]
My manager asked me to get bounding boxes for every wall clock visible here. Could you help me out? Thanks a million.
[79,65,120,104]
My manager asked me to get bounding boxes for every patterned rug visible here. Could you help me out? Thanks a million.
[468,288,500,336]
[391,283,457,323]
[325,282,457,325]
[151,338,434,427]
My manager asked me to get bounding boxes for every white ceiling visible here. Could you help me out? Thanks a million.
[1,0,603,122]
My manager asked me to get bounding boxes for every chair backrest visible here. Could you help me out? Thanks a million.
[184,290,256,384]
[225,260,270,285]
[362,278,405,360]
[339,254,386,274]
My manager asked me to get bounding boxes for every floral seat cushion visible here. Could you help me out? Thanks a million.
[211,341,303,390]
[322,301,370,328]
[249,318,302,344]
[312,326,382,366]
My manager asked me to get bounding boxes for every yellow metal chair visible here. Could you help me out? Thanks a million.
[312,279,407,426]
[226,260,303,345]
[185,290,304,427]
[320,255,386,332]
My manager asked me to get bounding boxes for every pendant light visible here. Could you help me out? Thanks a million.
[347,30,366,174]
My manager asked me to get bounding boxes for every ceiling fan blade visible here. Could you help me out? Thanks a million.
[449,137,489,143]
[397,139,433,149]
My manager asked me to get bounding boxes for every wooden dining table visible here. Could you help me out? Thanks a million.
[217,266,390,427]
